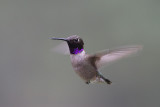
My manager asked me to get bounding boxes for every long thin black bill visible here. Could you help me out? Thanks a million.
[49,37,67,41]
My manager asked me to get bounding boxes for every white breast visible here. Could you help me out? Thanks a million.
[70,50,86,69]
[70,50,97,81]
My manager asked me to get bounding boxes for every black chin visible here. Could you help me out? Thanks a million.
[67,43,84,54]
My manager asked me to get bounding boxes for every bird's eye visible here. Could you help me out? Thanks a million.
[74,38,79,42]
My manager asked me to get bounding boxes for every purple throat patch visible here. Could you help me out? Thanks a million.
[73,48,83,54]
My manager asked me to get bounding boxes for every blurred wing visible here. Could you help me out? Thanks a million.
[93,45,142,68]
[51,41,70,55]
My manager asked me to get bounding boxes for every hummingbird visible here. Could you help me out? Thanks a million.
[50,35,142,84]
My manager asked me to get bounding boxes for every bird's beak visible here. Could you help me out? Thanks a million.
[49,37,67,41]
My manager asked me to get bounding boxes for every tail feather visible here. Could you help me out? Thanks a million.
[99,75,112,84]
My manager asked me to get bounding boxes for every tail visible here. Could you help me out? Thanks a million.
[99,75,112,84]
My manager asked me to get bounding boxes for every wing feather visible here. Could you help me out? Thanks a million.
[51,41,70,55]
[92,45,142,68]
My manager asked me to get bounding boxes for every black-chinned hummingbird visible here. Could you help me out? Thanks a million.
[50,35,142,84]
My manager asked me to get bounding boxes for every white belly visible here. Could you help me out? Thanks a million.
[70,51,97,81]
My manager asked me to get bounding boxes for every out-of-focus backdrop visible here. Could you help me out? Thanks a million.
[0,0,160,107]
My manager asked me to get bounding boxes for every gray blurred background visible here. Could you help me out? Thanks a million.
[0,0,160,107]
